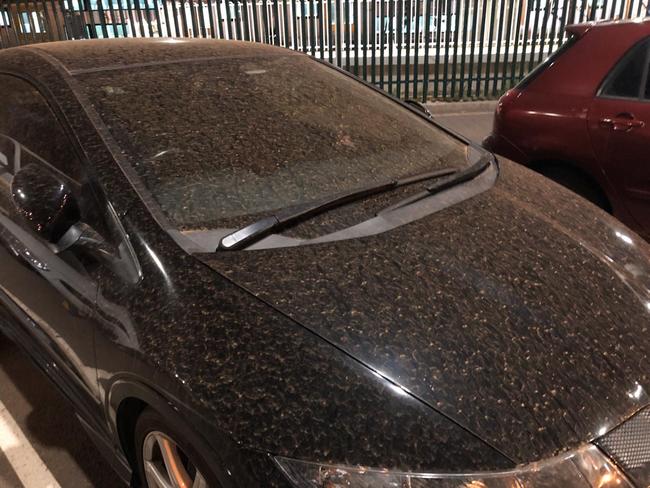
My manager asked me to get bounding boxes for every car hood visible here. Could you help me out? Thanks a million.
[198,159,650,464]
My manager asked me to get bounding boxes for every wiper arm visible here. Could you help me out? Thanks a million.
[377,157,492,216]
[219,167,458,250]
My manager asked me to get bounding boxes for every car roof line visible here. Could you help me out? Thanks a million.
[66,52,296,75]
[566,17,650,37]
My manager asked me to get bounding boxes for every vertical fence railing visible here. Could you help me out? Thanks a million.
[0,0,646,100]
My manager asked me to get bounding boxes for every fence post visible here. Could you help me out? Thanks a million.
[2,0,643,101]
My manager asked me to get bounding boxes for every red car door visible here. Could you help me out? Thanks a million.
[588,37,650,238]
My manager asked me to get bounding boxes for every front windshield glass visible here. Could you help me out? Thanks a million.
[79,53,467,230]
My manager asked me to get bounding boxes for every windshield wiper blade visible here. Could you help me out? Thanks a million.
[377,157,492,216]
[218,167,458,251]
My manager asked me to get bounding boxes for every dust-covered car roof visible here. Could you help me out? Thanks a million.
[1,38,299,74]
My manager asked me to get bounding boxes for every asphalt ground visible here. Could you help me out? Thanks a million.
[0,333,122,487]
[427,100,497,143]
[0,101,496,488]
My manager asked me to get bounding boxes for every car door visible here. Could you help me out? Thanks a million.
[588,37,650,237]
[0,74,131,424]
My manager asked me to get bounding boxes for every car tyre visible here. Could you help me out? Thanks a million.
[134,407,219,488]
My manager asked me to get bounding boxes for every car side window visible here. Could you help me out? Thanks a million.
[0,75,83,182]
[0,75,85,222]
[0,75,112,266]
[601,38,650,100]
[0,74,140,283]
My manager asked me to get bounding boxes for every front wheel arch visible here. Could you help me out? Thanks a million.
[115,397,149,485]
[108,378,249,488]
[134,407,221,488]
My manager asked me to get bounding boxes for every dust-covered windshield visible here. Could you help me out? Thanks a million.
[79,53,467,230]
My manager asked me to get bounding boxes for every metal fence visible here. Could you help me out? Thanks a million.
[0,0,647,100]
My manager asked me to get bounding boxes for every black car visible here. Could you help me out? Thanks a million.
[1,38,650,488]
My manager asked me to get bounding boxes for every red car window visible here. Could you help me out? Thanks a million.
[601,37,650,100]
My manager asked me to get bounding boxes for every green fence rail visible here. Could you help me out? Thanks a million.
[0,0,646,100]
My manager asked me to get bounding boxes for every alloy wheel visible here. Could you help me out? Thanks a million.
[142,430,209,488]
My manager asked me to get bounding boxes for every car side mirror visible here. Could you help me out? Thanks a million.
[11,164,81,245]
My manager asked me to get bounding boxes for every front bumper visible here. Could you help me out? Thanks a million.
[482,133,529,165]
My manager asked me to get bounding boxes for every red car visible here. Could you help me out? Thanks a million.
[484,19,650,239]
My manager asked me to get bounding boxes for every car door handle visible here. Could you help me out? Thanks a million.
[600,114,645,132]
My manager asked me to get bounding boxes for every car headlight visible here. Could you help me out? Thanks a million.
[275,444,632,487]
